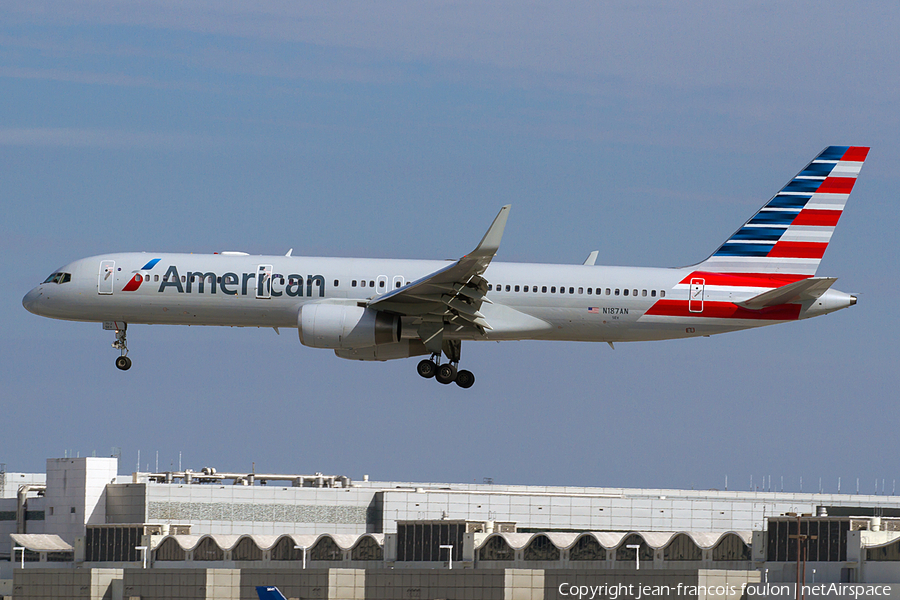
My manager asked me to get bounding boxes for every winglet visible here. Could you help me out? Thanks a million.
[256,586,288,600]
[469,205,511,258]
[583,251,599,266]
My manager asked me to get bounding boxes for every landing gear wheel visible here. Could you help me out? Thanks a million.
[455,369,475,389]
[435,363,458,385]
[115,356,132,371]
[417,359,437,379]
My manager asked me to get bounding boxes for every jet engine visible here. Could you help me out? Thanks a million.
[299,303,400,349]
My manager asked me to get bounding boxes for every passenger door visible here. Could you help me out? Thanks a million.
[98,260,115,295]
[688,278,705,313]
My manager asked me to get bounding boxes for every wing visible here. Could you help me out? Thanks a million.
[367,205,510,351]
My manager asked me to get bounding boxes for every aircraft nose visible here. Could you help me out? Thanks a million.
[22,287,42,315]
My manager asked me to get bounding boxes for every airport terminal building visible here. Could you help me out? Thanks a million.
[4,457,900,599]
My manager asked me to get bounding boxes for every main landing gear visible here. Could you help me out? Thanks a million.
[111,324,132,371]
[417,355,475,389]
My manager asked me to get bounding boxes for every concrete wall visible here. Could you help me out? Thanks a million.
[141,484,379,535]
[13,567,120,600]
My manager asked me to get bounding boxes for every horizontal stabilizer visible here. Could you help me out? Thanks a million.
[736,277,837,310]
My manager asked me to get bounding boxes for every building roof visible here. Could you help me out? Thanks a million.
[10,534,74,552]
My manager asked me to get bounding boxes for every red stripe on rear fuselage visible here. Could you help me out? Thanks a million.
[645,300,801,321]
[678,272,810,288]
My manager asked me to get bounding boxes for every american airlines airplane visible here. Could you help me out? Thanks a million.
[23,146,867,388]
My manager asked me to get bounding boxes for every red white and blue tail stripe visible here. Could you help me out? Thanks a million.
[698,146,868,276]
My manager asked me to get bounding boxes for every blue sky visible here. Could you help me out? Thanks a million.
[2,1,899,493]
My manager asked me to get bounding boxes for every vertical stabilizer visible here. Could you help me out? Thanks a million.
[698,146,868,275]
[256,587,288,600]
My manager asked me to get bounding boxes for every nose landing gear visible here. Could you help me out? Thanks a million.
[106,322,132,371]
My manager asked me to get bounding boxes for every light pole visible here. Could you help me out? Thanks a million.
[294,546,307,569]
[13,547,25,569]
[439,544,454,569]
[135,546,148,569]
[626,544,641,570]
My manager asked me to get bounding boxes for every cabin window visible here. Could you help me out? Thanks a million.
[352,280,357,287]
[569,287,574,294]
[360,280,365,287]
[542,286,547,293]
[660,290,666,297]
[514,285,520,292]
[606,288,611,295]
[523,286,529,292]
[334,280,339,287]
[155,275,159,282]
[642,289,647,297]
[396,281,401,288]
[587,288,592,295]
[505,285,511,292]
[615,289,620,296]
[369,281,375,287]
[379,280,385,288]
[578,287,584,294]
[624,289,629,296]
[651,290,656,297]
[633,289,638,296]
[595,288,601,295]
[181,276,186,283]
[550,286,556,293]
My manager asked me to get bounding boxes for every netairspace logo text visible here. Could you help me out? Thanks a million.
[556,583,893,600]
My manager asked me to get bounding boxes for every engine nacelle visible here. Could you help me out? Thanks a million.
[335,339,429,361]
[299,303,400,349]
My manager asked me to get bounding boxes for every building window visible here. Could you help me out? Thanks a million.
[478,536,515,561]
[712,533,751,561]
[524,535,560,561]
[271,537,304,561]
[351,536,384,561]
[193,537,224,561]
[616,534,653,563]
[231,537,263,561]
[310,536,343,561]
[664,533,702,561]
[569,535,606,561]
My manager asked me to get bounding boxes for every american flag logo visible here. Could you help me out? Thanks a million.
[587,307,599,314]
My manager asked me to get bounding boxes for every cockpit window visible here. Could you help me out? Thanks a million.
[42,272,71,284]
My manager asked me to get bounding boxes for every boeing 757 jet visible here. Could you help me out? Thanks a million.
[23,146,867,388]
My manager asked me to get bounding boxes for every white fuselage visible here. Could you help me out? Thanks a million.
[22,252,855,344]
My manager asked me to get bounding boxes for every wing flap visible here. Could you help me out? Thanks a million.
[736,277,837,310]
[367,206,510,337]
